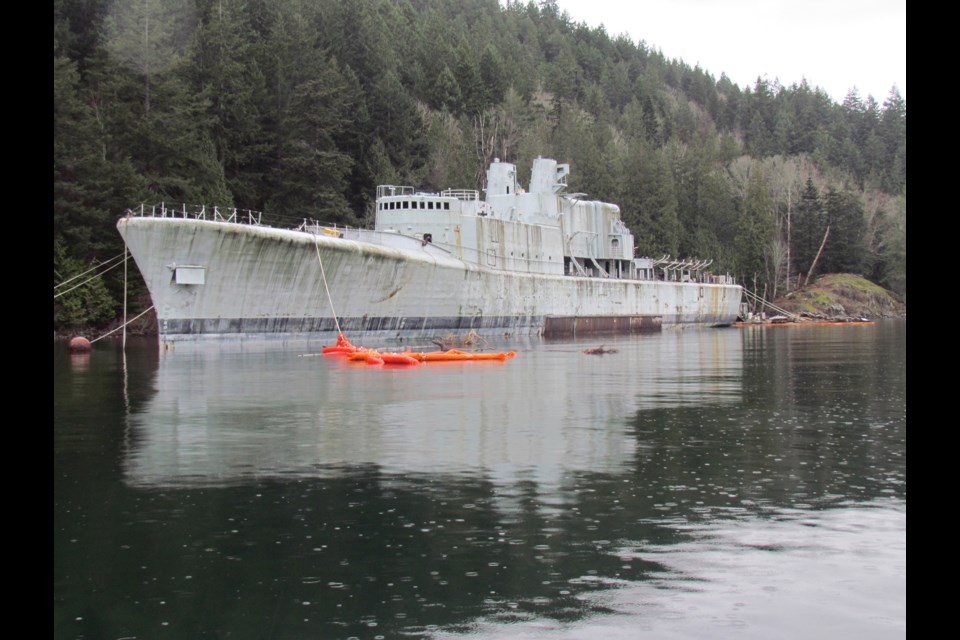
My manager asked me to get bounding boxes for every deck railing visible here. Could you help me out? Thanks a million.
[375,185,415,199]
[375,186,480,202]
[440,189,480,201]
[127,203,263,226]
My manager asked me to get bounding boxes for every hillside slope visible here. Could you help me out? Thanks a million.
[775,274,905,319]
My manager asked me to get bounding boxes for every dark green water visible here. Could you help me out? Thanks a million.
[54,321,906,639]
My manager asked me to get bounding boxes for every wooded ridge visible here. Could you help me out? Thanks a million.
[54,0,906,330]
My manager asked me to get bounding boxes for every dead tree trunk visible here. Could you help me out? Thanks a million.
[804,225,830,287]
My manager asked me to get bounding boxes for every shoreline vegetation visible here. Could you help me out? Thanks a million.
[775,273,905,320]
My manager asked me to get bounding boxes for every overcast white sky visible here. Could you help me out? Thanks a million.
[552,0,906,104]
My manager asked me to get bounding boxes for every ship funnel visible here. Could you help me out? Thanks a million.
[486,159,517,196]
[529,157,569,194]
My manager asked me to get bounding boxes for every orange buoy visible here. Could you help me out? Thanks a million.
[323,333,358,355]
[68,336,92,352]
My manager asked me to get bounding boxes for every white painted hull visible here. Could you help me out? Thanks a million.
[118,217,742,340]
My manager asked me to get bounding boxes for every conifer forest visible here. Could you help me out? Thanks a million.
[54,0,906,330]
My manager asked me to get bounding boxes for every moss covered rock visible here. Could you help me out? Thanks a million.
[776,274,905,319]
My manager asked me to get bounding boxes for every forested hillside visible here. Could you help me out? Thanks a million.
[54,0,906,330]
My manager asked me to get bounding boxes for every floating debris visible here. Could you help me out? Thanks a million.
[431,329,486,351]
[583,345,618,355]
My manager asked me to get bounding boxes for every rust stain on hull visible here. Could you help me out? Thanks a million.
[370,284,404,303]
[543,315,662,337]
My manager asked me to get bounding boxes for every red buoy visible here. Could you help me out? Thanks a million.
[69,336,92,352]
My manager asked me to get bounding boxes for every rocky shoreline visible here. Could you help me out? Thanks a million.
[774,274,905,320]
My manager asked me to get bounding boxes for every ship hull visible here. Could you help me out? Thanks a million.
[118,217,742,341]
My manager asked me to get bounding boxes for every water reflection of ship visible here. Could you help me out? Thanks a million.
[123,331,742,489]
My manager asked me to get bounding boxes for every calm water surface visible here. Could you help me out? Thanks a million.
[54,321,906,639]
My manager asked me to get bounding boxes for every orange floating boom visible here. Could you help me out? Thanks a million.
[379,353,420,366]
[410,350,517,362]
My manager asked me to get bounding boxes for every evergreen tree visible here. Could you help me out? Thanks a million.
[54,53,144,259]
[880,87,906,193]
[821,187,866,274]
[54,54,107,255]
[478,44,507,110]
[792,178,824,279]
[877,193,906,296]
[54,239,117,328]
[191,0,270,207]
[432,65,462,113]
[268,63,356,223]
[623,148,680,257]
[102,0,199,116]
[136,68,232,204]
[735,171,776,286]
[453,41,484,116]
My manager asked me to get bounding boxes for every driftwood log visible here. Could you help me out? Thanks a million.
[583,345,618,355]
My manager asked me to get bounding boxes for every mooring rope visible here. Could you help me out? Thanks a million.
[54,257,126,300]
[123,242,128,350]
[742,288,799,320]
[89,306,155,343]
[54,251,126,290]
[312,232,343,336]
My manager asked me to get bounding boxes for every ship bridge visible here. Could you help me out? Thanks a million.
[373,158,650,280]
